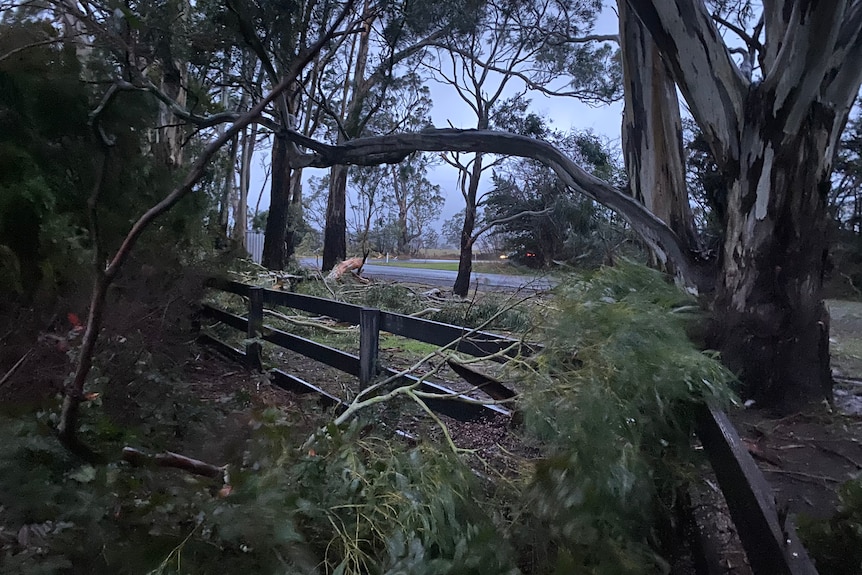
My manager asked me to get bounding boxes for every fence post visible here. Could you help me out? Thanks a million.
[246,287,263,370]
[359,307,380,389]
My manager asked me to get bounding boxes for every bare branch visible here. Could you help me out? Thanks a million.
[286,128,710,290]
[122,447,227,480]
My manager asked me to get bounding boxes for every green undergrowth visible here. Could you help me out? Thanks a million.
[798,474,862,575]
[2,263,740,574]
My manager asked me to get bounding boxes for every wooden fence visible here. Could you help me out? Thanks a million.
[198,277,820,575]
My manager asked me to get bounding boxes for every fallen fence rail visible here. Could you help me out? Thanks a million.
[201,278,516,421]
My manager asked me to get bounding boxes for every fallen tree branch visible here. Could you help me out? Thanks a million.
[263,308,354,333]
[408,307,443,318]
[0,350,32,387]
[122,447,228,482]
[286,128,712,290]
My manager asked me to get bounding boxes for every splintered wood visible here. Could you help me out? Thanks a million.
[326,257,368,283]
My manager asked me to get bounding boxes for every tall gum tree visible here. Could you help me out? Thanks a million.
[618,1,698,263]
[624,1,862,407]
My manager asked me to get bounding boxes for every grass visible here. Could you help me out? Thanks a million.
[827,299,862,376]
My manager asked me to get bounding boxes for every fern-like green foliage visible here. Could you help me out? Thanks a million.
[226,419,519,575]
[515,263,736,573]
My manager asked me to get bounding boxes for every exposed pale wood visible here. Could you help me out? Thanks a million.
[325,257,366,281]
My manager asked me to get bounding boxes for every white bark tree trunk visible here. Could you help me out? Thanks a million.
[619,2,697,260]
[622,0,862,407]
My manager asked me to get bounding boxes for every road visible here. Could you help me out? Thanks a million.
[298,258,557,292]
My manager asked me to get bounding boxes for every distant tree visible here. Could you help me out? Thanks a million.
[388,154,444,255]
[486,131,627,267]
[427,0,619,295]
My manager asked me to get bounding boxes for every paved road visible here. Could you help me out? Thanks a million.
[299,258,557,292]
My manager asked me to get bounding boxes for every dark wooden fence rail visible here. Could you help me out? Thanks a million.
[200,278,514,421]
[199,277,820,575]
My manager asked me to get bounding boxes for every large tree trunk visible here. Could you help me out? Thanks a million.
[321,6,372,271]
[322,164,349,271]
[619,2,697,258]
[262,134,292,270]
[711,109,835,409]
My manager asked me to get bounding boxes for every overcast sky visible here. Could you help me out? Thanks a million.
[249,2,624,233]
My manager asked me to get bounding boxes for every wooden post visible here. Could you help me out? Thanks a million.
[359,307,380,389]
[246,287,263,370]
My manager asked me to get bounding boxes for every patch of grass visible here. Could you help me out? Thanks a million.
[828,299,862,376]
[379,334,440,357]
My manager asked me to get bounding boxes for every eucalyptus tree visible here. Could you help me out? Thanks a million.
[283,1,862,408]
[426,0,620,295]
[315,0,483,271]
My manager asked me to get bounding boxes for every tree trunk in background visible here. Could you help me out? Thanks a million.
[233,122,258,247]
[392,166,410,254]
[217,136,238,237]
[322,3,372,271]
[284,168,303,258]
[322,164,349,271]
[619,1,697,263]
[453,154,484,296]
[262,134,291,269]
[710,106,834,408]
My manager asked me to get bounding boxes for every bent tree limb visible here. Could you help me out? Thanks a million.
[57,0,358,461]
[288,128,711,290]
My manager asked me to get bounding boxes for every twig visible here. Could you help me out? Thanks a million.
[121,447,228,482]
[0,350,33,387]
[815,443,862,470]
[264,308,354,333]
[406,388,467,454]
[408,307,443,318]
[762,468,841,485]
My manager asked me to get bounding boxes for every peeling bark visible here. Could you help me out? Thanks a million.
[620,1,697,265]
[622,0,862,408]
[711,100,836,407]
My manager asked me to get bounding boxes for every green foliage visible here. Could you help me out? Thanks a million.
[514,263,736,573]
[798,474,862,575]
[486,131,633,269]
[287,424,518,574]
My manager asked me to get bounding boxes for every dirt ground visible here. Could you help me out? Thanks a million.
[723,300,862,523]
